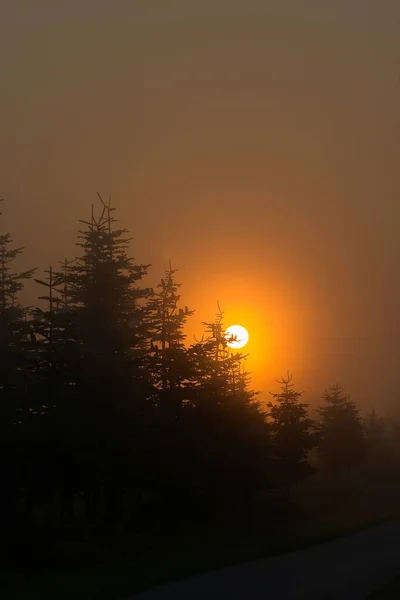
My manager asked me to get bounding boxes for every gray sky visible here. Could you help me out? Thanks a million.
[1,0,400,409]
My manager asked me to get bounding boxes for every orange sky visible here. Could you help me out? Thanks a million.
[1,1,400,411]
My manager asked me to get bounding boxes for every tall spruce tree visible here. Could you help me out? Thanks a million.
[56,196,152,525]
[268,372,318,495]
[67,196,151,424]
[318,384,366,476]
[182,305,271,515]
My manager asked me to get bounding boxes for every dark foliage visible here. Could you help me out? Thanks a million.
[268,372,318,494]
[318,384,367,476]
[1,195,387,575]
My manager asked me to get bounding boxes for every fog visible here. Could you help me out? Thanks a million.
[1,0,400,408]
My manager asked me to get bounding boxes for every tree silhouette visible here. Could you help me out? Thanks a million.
[0,200,35,540]
[145,262,194,405]
[365,409,387,453]
[4,191,394,571]
[363,409,392,481]
[268,372,318,495]
[179,305,271,516]
[31,265,73,415]
[46,196,153,526]
[318,383,366,477]
[0,200,35,429]
[189,303,251,399]
[67,196,151,416]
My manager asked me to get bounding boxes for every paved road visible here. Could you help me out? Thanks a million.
[128,521,400,599]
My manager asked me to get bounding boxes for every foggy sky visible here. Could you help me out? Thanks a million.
[1,0,400,409]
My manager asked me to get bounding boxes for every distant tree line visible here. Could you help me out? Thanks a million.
[0,196,398,557]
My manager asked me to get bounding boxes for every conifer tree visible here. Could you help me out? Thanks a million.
[145,262,194,408]
[268,372,318,494]
[0,200,35,538]
[0,200,35,430]
[59,196,152,524]
[31,261,77,424]
[66,196,151,422]
[318,383,366,476]
[189,304,251,400]
[364,409,392,479]
[181,305,271,513]
[365,409,387,453]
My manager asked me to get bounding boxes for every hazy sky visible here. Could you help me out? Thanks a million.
[1,1,400,409]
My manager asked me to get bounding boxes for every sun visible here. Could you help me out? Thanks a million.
[225,325,249,349]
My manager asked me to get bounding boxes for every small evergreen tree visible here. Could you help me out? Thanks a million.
[365,409,387,453]
[363,409,392,480]
[318,383,366,477]
[268,372,317,495]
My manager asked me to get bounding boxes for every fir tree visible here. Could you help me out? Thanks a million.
[365,409,387,454]
[0,200,35,430]
[31,261,77,423]
[145,262,194,405]
[0,200,35,539]
[268,372,318,495]
[364,409,394,480]
[67,196,151,418]
[60,196,153,524]
[189,303,251,401]
[318,383,366,476]
[180,305,271,514]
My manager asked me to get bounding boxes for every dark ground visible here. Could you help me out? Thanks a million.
[129,521,400,600]
[3,477,400,600]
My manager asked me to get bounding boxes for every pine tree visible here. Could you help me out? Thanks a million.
[365,409,387,454]
[67,196,151,422]
[0,200,35,539]
[318,384,366,477]
[0,200,35,430]
[180,305,271,516]
[60,196,152,525]
[364,409,394,480]
[145,262,194,407]
[31,261,77,424]
[268,372,317,495]
[189,303,251,401]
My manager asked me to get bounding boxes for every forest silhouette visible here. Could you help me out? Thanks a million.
[2,196,400,596]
